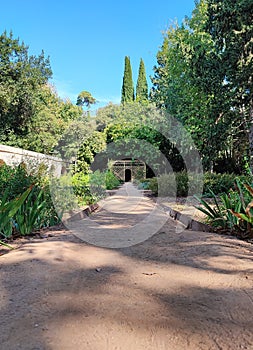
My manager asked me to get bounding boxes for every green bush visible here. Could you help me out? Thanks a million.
[73,170,121,203]
[0,163,34,200]
[50,172,91,209]
[144,172,198,197]
[72,172,91,204]
[89,170,106,202]
[203,172,252,195]
[38,182,62,227]
[148,177,158,195]
[52,170,121,209]
[143,172,252,198]
[158,174,177,197]
[105,171,121,190]
[137,180,150,190]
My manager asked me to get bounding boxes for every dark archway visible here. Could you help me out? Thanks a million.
[125,169,131,182]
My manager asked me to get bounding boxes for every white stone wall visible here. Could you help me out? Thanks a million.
[0,144,68,177]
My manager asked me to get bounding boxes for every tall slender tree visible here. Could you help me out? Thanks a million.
[136,58,148,101]
[121,56,135,103]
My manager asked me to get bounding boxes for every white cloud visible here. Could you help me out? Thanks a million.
[51,78,78,103]
[96,95,121,104]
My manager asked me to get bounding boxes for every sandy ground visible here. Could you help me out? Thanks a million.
[1,184,253,350]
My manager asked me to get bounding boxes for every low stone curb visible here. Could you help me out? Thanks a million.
[64,203,99,223]
[64,188,212,234]
[64,188,120,224]
[161,204,213,233]
[140,189,153,197]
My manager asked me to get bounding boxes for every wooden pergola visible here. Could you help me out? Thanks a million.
[111,159,146,182]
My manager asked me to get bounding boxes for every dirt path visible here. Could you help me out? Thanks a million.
[67,183,169,248]
[1,184,253,349]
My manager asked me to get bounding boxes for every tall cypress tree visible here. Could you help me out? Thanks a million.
[121,56,135,103]
[136,58,148,102]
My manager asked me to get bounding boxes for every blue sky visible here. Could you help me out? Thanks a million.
[0,0,195,110]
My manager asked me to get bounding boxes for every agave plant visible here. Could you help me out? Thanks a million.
[0,186,32,248]
[194,189,228,229]
[15,186,48,236]
[195,178,253,238]
[229,183,253,238]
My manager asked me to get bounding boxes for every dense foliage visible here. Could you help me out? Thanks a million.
[1,1,253,243]
[138,172,252,198]
[92,102,186,173]
[0,163,60,245]
[0,31,51,142]
[151,0,253,173]
[0,31,83,154]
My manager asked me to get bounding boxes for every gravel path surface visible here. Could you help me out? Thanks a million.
[1,183,253,349]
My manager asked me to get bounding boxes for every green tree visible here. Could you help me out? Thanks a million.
[95,102,121,131]
[121,56,135,103]
[206,0,253,169]
[13,85,83,154]
[136,58,148,102]
[56,117,96,159]
[95,102,184,172]
[0,31,87,155]
[27,86,83,153]
[76,131,106,174]
[0,31,52,142]
[76,90,96,109]
[151,0,245,172]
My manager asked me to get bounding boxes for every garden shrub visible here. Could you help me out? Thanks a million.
[0,163,61,243]
[105,171,121,190]
[73,170,121,203]
[36,181,63,227]
[203,172,252,195]
[143,172,252,198]
[158,174,177,197]
[50,172,91,211]
[176,171,188,197]
[0,163,34,200]
[148,177,158,195]
[71,172,91,204]
[143,172,188,197]
[89,170,107,202]
[137,178,150,190]
[51,170,121,210]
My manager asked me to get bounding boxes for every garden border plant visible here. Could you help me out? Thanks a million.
[136,171,253,241]
[0,162,62,249]
[195,178,253,239]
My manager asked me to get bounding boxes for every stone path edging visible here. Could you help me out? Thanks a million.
[160,203,213,232]
[64,185,213,234]
[63,187,121,224]
[64,203,99,223]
